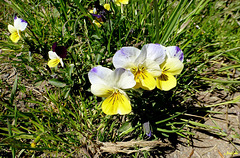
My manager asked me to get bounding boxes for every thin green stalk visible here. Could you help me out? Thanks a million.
[154,0,159,42]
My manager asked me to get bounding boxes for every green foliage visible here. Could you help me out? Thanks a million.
[0,0,239,157]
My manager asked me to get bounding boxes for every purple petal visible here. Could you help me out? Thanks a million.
[14,16,17,20]
[176,46,181,54]
[146,130,151,137]
[52,43,67,58]
[56,46,67,58]
[120,48,127,56]
[175,46,184,62]
[165,46,184,62]
[52,42,57,52]
[91,14,102,19]
[20,18,27,24]
[91,67,98,73]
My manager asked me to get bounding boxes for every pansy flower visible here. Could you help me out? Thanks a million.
[156,46,184,91]
[88,66,136,115]
[113,44,166,90]
[47,43,67,68]
[114,0,129,6]
[8,16,28,43]
[89,1,110,27]
[89,8,104,27]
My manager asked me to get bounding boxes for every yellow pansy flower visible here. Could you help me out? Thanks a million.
[8,16,28,43]
[47,51,64,68]
[88,66,136,115]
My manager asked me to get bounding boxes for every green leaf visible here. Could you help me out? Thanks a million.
[10,75,18,105]
[48,79,66,87]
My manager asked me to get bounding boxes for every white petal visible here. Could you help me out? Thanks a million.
[88,66,113,85]
[113,47,141,69]
[142,44,166,64]
[135,46,147,65]
[60,58,64,67]
[91,84,113,97]
[8,25,17,33]
[14,17,27,31]
[48,51,59,59]
[112,68,136,89]
[165,46,184,62]
[144,59,162,77]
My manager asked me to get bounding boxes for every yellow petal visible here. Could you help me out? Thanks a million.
[102,91,131,115]
[48,59,60,67]
[161,58,184,75]
[104,4,110,11]
[93,20,102,27]
[115,0,121,6]
[135,70,156,90]
[119,0,129,4]
[10,31,20,43]
[156,72,176,91]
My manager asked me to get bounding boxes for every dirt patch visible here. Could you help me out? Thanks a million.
[167,105,240,158]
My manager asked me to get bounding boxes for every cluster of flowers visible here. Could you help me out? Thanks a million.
[8,5,184,117]
[88,44,184,115]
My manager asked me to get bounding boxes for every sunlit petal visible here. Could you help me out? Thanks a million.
[112,68,136,89]
[161,58,184,75]
[10,31,20,43]
[48,59,60,67]
[91,84,114,97]
[142,44,166,64]
[104,4,110,11]
[156,72,177,91]
[48,51,59,59]
[114,0,121,6]
[119,0,129,4]
[165,46,184,62]
[134,47,147,66]
[113,47,140,69]
[135,70,156,90]
[88,66,113,85]
[144,59,162,77]
[102,91,131,115]
[14,17,27,31]
[8,25,17,33]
